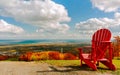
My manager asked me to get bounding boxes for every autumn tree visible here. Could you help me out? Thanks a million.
[113,36,120,57]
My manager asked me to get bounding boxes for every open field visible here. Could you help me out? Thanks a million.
[0,60,119,75]
[0,43,90,60]
[0,43,87,54]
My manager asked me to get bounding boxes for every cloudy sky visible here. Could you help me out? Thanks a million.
[0,0,120,40]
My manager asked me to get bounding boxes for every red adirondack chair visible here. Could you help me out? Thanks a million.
[78,28,116,70]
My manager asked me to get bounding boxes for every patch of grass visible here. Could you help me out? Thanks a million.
[40,59,120,68]
[38,59,120,74]
[5,57,19,61]
[113,60,120,68]
[111,60,120,75]
[114,57,120,60]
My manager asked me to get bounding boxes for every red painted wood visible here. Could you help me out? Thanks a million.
[78,28,116,70]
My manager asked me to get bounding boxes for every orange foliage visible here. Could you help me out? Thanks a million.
[0,55,8,60]
[63,53,77,60]
[113,36,120,57]
[48,51,60,60]
[19,52,33,61]
[31,52,49,60]
[19,51,78,61]
[59,53,64,60]
[19,54,27,61]
[26,52,33,60]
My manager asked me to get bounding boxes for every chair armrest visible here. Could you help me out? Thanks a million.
[77,47,92,59]
[78,46,92,54]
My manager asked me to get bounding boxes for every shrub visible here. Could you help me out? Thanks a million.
[48,51,60,60]
[26,52,33,60]
[59,53,64,60]
[19,51,78,61]
[19,52,33,61]
[63,53,77,60]
[0,55,8,60]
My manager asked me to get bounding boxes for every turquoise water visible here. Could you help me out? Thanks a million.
[0,39,90,45]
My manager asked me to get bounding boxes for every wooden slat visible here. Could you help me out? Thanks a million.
[92,29,111,59]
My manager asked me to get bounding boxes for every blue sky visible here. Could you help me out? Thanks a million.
[0,0,120,39]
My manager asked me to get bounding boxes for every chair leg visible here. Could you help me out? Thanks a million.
[96,61,99,66]
[100,61,116,70]
[81,59,83,66]
[83,59,97,70]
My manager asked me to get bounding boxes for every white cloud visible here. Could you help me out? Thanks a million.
[91,0,120,12]
[0,0,71,33]
[0,19,24,34]
[75,16,120,36]
[76,18,110,34]
[36,22,69,34]
[114,12,120,22]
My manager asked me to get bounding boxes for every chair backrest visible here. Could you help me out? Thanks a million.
[91,28,112,59]
[92,29,111,42]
